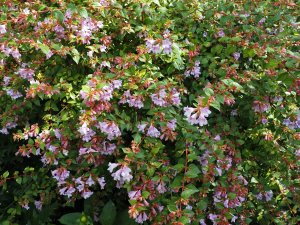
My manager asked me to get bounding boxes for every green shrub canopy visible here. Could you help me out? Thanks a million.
[0,0,299,224]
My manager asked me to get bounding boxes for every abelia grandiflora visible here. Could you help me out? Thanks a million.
[0,1,299,225]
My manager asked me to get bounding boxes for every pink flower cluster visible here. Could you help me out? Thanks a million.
[108,163,133,188]
[97,121,121,140]
[184,60,201,78]
[151,88,180,107]
[78,122,96,142]
[138,123,161,138]
[184,106,211,126]
[119,90,144,109]
[6,89,22,99]
[0,121,18,134]
[145,31,172,55]
[252,100,270,112]
[17,67,35,81]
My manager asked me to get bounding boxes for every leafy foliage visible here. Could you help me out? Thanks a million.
[0,0,299,224]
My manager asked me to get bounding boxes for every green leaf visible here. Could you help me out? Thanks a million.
[58,212,81,225]
[198,199,207,210]
[250,177,259,183]
[100,200,117,225]
[79,8,88,18]
[210,101,221,111]
[71,48,80,64]
[37,42,50,55]
[54,10,64,23]
[185,164,200,178]
[3,171,9,178]
[181,185,199,199]
[113,210,136,225]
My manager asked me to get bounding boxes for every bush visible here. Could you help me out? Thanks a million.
[0,0,299,224]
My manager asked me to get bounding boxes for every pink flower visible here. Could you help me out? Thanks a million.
[51,168,70,182]
[157,182,167,193]
[167,119,177,130]
[34,201,42,211]
[146,125,160,138]
[11,48,21,59]
[98,121,121,140]
[78,123,96,142]
[137,123,147,132]
[128,190,141,200]
[82,189,93,199]
[184,106,211,126]
[108,162,119,173]
[17,68,35,80]
[97,177,106,189]
[6,89,22,99]
[0,24,6,34]
[162,38,172,54]
[86,175,95,186]
[151,89,167,106]
[184,61,201,78]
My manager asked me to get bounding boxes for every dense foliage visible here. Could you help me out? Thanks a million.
[0,0,299,224]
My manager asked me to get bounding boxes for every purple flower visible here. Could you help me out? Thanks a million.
[170,89,181,105]
[224,199,229,208]
[238,175,248,185]
[101,142,116,155]
[185,61,201,78]
[78,123,96,142]
[216,167,222,176]
[214,134,221,141]
[146,39,160,54]
[6,89,22,99]
[109,165,133,187]
[231,215,238,223]
[258,18,266,25]
[199,219,207,225]
[0,24,6,34]
[217,30,225,37]
[3,76,11,86]
[128,190,141,200]
[86,175,95,186]
[162,38,172,54]
[98,121,121,140]
[167,119,177,130]
[111,80,122,89]
[65,186,76,198]
[184,106,211,126]
[265,190,273,202]
[135,212,148,224]
[17,68,35,80]
[208,214,218,222]
[261,118,268,124]
[256,192,263,200]
[203,31,208,37]
[152,44,161,54]
[233,52,240,61]
[97,177,106,189]
[253,101,270,112]
[34,201,42,211]
[156,182,167,193]
[108,162,119,173]
[51,168,70,182]
[295,149,300,157]
[82,189,93,199]
[137,123,147,133]
[146,125,160,138]
[151,89,167,106]
[11,48,21,59]
[231,109,238,116]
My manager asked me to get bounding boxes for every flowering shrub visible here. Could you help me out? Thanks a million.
[0,0,299,224]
